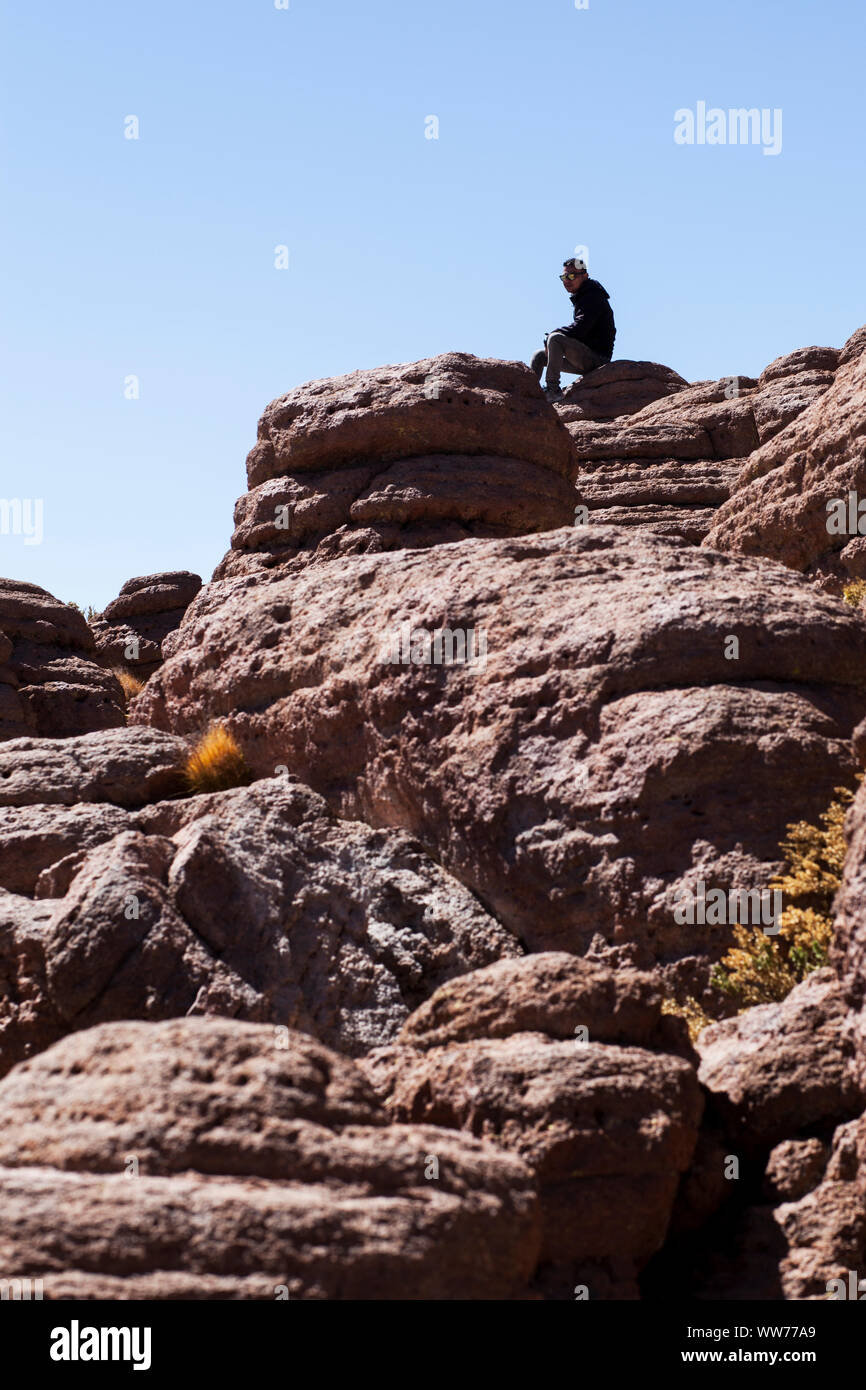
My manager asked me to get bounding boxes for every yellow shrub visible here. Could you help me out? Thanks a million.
[661,995,715,1042]
[111,667,145,704]
[184,723,251,795]
[711,785,856,1008]
[843,580,866,608]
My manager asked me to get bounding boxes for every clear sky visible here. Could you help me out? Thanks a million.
[1,0,864,609]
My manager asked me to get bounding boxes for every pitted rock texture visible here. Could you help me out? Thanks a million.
[209,353,577,583]
[0,1019,541,1299]
[134,527,866,974]
[362,957,701,1299]
[0,776,519,1074]
[696,970,861,1153]
[831,764,866,1089]
[564,342,844,544]
[0,579,125,741]
[385,1037,701,1282]
[0,726,189,809]
[393,951,679,1054]
[91,571,202,680]
[703,326,866,587]
[558,360,688,421]
[565,376,759,543]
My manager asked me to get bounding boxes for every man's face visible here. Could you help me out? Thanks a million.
[561,265,588,292]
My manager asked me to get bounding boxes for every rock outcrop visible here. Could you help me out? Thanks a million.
[831,765,866,1091]
[91,571,202,680]
[0,580,125,741]
[559,360,688,421]
[210,354,577,584]
[363,954,702,1299]
[0,768,518,1074]
[564,344,843,544]
[133,527,866,987]
[0,1019,541,1298]
[703,327,866,587]
[696,970,861,1153]
[5,326,866,1305]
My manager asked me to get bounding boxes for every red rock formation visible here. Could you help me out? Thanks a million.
[0,580,125,741]
[0,766,518,1073]
[133,528,866,985]
[703,326,866,587]
[0,1019,541,1298]
[91,571,202,680]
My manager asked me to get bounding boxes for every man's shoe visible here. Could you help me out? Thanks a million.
[543,385,563,401]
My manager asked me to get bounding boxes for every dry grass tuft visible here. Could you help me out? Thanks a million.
[184,722,252,795]
[710,784,857,1008]
[111,667,145,704]
[843,580,866,608]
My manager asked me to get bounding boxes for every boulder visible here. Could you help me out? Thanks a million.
[0,726,188,808]
[91,571,202,680]
[696,970,861,1152]
[372,1028,701,1296]
[557,360,688,421]
[134,527,866,976]
[210,354,577,582]
[0,1019,541,1299]
[0,776,519,1075]
[564,343,844,544]
[703,325,866,584]
[395,951,670,1052]
[0,579,125,741]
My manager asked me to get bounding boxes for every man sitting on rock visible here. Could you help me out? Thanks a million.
[532,258,616,400]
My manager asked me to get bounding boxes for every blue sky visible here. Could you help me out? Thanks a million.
[1,0,864,609]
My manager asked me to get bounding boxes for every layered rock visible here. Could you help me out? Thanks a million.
[0,580,125,741]
[211,353,577,584]
[0,1019,541,1298]
[558,360,688,421]
[0,768,518,1074]
[133,527,866,983]
[703,326,866,587]
[362,953,702,1299]
[564,342,844,544]
[91,571,202,680]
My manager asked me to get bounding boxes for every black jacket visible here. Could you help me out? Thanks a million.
[555,278,616,359]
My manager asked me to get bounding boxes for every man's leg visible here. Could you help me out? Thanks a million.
[544,332,571,391]
[560,338,609,376]
[530,346,547,381]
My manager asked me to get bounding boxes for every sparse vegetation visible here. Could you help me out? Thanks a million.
[67,601,100,622]
[710,785,857,1008]
[842,580,866,608]
[661,995,715,1042]
[184,722,252,795]
[111,667,145,704]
